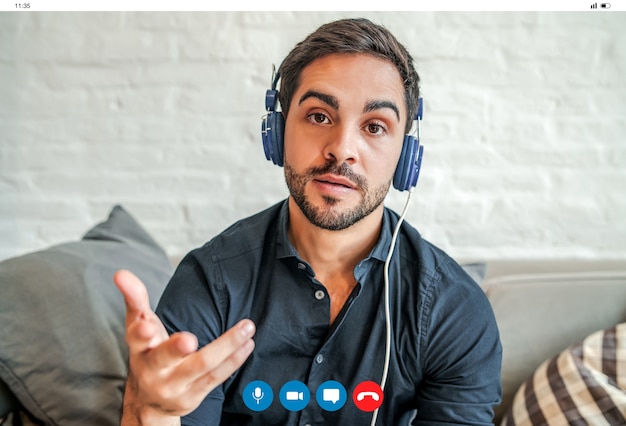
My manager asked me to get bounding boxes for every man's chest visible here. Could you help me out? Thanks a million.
[219,272,422,425]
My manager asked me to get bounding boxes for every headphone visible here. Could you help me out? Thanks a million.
[261,67,424,191]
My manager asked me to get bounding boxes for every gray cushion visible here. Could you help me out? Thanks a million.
[0,205,174,425]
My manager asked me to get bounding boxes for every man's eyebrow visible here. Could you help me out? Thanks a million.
[364,100,400,122]
[298,90,339,110]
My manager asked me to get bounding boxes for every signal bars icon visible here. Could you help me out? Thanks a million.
[591,2,611,7]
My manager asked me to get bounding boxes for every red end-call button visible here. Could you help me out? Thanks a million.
[352,381,384,412]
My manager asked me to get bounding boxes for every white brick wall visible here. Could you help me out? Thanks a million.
[1,11,625,262]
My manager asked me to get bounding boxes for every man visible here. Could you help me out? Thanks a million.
[115,18,502,425]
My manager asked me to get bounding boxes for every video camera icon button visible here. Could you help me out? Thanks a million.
[242,380,273,412]
[279,380,310,411]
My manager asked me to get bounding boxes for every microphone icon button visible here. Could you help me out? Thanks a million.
[253,386,264,403]
[243,380,273,412]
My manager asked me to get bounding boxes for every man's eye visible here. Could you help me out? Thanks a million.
[309,113,330,124]
[366,123,385,135]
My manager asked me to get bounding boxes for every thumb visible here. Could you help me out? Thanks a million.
[114,269,153,324]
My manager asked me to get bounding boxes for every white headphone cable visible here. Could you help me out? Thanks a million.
[370,187,414,426]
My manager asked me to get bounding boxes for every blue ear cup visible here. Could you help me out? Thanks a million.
[261,71,285,167]
[393,135,424,191]
[261,93,285,167]
[392,98,424,191]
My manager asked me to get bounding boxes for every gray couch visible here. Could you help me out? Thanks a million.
[481,260,626,424]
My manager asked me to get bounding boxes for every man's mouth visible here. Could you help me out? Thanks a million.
[315,174,357,189]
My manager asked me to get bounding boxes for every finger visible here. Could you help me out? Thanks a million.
[114,269,152,323]
[188,338,255,399]
[143,331,199,370]
[178,319,256,382]
[131,321,254,406]
[125,314,169,355]
[114,269,171,354]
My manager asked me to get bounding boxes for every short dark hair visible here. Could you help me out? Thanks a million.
[278,18,420,134]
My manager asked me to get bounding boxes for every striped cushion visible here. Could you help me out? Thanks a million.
[502,322,626,425]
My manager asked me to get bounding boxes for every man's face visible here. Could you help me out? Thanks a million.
[283,53,407,231]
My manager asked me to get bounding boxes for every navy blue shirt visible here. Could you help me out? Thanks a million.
[156,200,502,425]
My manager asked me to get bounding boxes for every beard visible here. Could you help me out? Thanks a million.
[284,159,390,231]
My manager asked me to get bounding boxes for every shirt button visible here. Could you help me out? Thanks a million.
[316,354,324,364]
[314,290,325,300]
[297,262,306,270]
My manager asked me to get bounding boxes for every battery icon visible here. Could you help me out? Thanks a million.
[601,3,611,7]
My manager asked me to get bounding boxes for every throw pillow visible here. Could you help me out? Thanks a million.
[502,322,626,425]
[0,205,174,425]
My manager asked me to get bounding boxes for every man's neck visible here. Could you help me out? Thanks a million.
[286,197,383,282]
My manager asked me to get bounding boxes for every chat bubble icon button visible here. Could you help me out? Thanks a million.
[323,388,340,404]
[316,381,347,411]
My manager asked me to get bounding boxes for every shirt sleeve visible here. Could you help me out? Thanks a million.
[413,259,502,425]
[155,248,226,426]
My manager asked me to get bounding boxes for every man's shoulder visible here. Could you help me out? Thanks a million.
[193,200,285,260]
[218,200,284,239]
[390,210,481,294]
[387,209,447,274]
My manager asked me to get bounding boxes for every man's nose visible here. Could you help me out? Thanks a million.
[322,124,358,165]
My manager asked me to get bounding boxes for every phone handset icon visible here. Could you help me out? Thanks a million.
[356,391,380,402]
[353,381,384,412]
